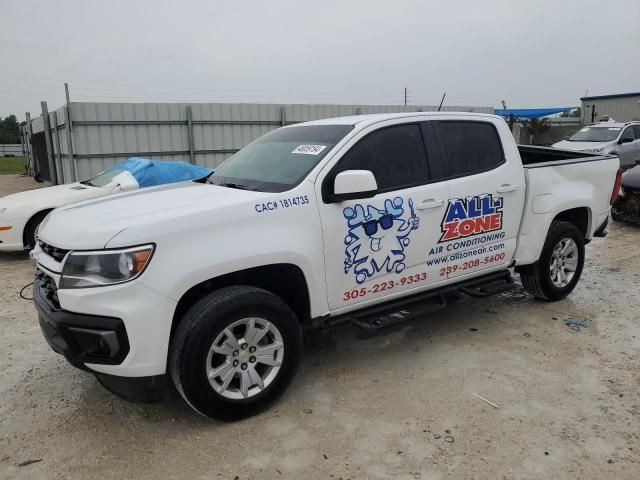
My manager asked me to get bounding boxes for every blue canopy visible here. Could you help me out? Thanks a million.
[111,157,213,187]
[494,107,576,119]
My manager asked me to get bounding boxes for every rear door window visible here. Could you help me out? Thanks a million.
[633,125,640,139]
[437,121,505,177]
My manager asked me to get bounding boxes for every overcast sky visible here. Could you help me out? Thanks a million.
[1,0,639,119]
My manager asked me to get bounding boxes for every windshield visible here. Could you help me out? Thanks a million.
[209,125,354,192]
[81,168,123,187]
[567,126,621,143]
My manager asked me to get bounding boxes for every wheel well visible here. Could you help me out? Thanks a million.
[171,264,311,335]
[553,207,590,239]
[23,209,53,246]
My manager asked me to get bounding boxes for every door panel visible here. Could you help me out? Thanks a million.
[444,168,522,279]
[433,120,526,280]
[316,121,451,310]
[619,126,636,168]
[633,126,640,165]
[319,183,449,310]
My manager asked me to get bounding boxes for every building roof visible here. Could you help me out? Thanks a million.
[580,92,640,101]
[493,107,575,119]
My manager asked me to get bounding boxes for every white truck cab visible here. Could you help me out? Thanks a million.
[32,112,620,420]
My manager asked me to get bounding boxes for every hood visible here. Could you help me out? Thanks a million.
[622,165,640,192]
[552,140,609,152]
[0,182,107,219]
[38,181,263,249]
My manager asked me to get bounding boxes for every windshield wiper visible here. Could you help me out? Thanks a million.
[218,181,253,191]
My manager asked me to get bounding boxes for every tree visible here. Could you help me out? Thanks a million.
[0,115,22,144]
[521,117,550,145]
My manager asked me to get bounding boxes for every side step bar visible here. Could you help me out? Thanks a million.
[329,270,515,334]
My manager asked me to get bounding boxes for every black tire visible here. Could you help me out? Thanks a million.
[23,210,50,251]
[610,210,620,222]
[169,286,302,421]
[519,221,585,301]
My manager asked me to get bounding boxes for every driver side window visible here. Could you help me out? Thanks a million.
[621,127,635,141]
[332,123,429,193]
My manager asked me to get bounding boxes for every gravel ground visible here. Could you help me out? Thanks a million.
[1,174,640,480]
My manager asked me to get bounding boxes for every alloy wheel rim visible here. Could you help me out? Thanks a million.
[206,317,284,400]
[549,237,579,288]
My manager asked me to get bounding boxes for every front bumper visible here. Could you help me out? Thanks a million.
[34,274,130,367]
[0,222,24,251]
[33,261,178,377]
[34,273,169,402]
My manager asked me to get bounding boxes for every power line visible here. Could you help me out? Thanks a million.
[0,74,405,98]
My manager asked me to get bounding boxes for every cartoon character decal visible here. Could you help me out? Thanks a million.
[343,197,420,284]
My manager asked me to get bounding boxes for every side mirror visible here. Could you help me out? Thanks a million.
[619,137,634,144]
[327,170,377,203]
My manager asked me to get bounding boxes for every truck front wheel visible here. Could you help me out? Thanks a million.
[519,221,585,301]
[169,286,302,421]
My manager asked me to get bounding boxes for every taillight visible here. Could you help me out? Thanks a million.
[611,168,623,205]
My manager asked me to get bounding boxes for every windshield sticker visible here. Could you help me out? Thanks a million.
[608,128,621,131]
[291,144,327,155]
[343,197,420,284]
[439,194,503,242]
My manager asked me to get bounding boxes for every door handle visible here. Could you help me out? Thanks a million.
[496,184,518,193]
[416,199,444,210]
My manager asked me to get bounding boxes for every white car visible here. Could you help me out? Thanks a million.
[32,112,620,420]
[553,121,640,169]
[0,158,212,251]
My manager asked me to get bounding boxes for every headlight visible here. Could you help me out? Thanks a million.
[60,244,154,289]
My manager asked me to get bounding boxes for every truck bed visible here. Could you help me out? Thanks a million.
[514,151,619,265]
[518,145,608,168]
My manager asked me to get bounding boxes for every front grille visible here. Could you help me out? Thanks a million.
[38,240,69,262]
[36,271,60,309]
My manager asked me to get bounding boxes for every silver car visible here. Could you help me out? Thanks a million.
[553,121,640,169]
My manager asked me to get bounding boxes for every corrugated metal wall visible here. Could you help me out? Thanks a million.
[581,95,640,124]
[27,101,493,184]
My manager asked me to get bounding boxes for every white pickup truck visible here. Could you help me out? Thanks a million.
[32,112,621,420]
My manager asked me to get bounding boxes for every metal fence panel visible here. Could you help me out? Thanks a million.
[26,101,493,183]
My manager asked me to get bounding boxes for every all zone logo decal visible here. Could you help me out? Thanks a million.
[440,194,503,242]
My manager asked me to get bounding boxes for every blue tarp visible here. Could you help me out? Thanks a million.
[111,157,213,187]
[494,107,576,119]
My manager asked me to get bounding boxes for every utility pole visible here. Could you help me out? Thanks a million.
[64,82,78,181]
[404,87,408,106]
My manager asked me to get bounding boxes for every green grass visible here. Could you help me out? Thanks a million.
[0,156,26,174]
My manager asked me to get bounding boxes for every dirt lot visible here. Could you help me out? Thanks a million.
[1,173,640,480]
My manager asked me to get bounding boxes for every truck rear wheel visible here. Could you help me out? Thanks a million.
[519,221,585,301]
[169,286,302,421]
